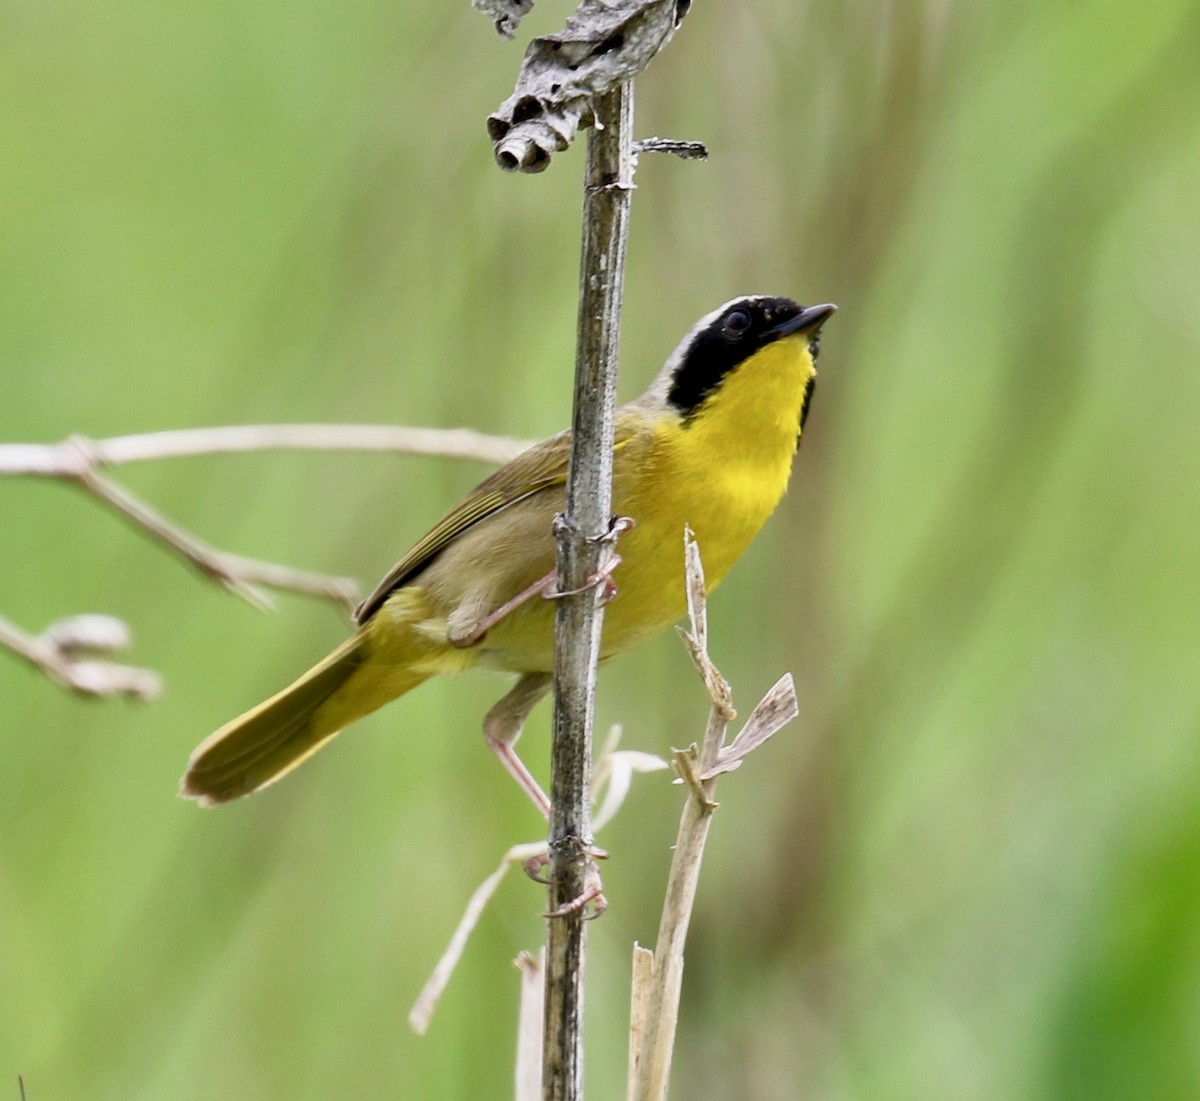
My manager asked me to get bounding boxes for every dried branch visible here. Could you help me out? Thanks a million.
[0,424,530,475]
[409,840,549,1036]
[628,534,800,1101]
[1,423,530,684]
[487,0,690,173]
[76,465,361,613]
[0,613,161,700]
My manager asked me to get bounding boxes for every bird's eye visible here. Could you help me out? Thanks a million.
[724,309,752,335]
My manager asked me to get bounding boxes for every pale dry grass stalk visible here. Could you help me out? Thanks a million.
[515,951,546,1101]
[628,532,799,1101]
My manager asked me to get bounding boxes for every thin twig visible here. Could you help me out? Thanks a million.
[77,466,359,613]
[629,535,800,1101]
[632,137,709,160]
[0,424,529,630]
[0,613,161,700]
[544,80,634,1101]
[0,424,530,475]
[409,841,549,1036]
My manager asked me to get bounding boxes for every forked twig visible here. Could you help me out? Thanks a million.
[0,423,529,692]
[0,613,161,700]
[78,466,360,614]
[628,532,800,1101]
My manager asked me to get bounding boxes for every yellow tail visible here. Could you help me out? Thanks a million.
[181,633,430,805]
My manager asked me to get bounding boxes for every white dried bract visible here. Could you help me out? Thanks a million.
[42,614,132,656]
[59,660,163,701]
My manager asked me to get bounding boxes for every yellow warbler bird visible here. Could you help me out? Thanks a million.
[182,296,835,809]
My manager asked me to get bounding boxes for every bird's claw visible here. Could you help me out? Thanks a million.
[543,516,633,605]
[531,846,610,919]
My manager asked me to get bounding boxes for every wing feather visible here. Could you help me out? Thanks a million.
[353,418,645,625]
[354,430,573,624]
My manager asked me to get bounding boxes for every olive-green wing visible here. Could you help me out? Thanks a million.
[354,429,574,624]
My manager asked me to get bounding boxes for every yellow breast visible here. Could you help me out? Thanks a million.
[477,334,814,671]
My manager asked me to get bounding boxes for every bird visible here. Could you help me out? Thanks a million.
[181,295,835,811]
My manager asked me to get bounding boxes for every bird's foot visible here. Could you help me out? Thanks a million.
[543,515,635,605]
[527,845,610,920]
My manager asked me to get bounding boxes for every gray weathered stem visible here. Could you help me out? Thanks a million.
[543,81,634,1101]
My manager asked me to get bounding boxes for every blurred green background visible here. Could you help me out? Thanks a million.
[3,1,1199,1098]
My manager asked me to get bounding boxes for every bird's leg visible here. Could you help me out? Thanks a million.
[447,574,557,649]
[447,516,635,649]
[487,677,611,915]
[483,672,553,817]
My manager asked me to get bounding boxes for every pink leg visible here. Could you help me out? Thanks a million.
[448,516,635,650]
[448,573,558,650]
[488,672,611,916]
[483,672,553,817]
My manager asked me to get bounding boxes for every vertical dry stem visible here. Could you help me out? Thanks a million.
[629,536,799,1101]
[630,735,726,1100]
[543,82,634,1101]
[516,950,546,1101]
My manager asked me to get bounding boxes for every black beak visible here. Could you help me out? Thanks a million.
[769,302,837,340]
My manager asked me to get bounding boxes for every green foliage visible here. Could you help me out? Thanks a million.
[3,1,1199,1097]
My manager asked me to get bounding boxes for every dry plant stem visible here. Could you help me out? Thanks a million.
[0,618,54,681]
[0,616,71,683]
[409,733,665,1037]
[78,467,360,612]
[629,683,798,1099]
[0,425,529,623]
[516,951,547,1101]
[630,534,800,1101]
[0,613,161,699]
[627,945,654,1097]
[486,0,687,172]
[544,81,633,1101]
[0,424,529,473]
[409,841,547,1035]
[630,730,727,1101]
